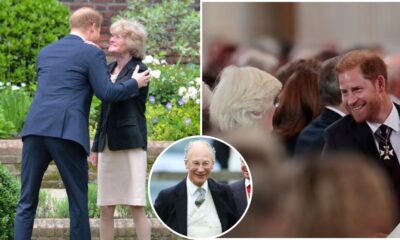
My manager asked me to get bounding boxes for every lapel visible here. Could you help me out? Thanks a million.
[353,122,379,160]
[174,179,188,235]
[108,57,141,83]
[353,103,400,161]
[208,178,228,230]
[237,178,247,207]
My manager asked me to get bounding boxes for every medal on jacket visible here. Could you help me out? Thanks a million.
[376,126,394,161]
[380,145,394,160]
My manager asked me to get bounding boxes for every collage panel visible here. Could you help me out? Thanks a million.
[0,0,200,239]
[149,136,252,239]
[3,0,400,239]
[202,1,400,238]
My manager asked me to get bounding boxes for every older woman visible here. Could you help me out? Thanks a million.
[90,19,151,240]
[209,66,282,132]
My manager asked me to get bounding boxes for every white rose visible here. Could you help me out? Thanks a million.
[178,87,187,96]
[196,99,200,104]
[161,59,167,65]
[153,59,160,65]
[182,94,190,103]
[21,83,26,87]
[151,70,161,79]
[11,85,20,90]
[188,86,198,100]
[195,77,201,85]
[143,55,154,64]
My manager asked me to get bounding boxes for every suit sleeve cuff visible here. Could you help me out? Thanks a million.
[130,78,139,96]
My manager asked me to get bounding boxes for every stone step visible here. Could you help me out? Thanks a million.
[32,218,183,240]
[0,140,172,188]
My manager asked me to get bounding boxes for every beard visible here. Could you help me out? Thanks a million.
[348,97,381,123]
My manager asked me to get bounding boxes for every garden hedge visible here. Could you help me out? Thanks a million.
[0,164,19,240]
[0,0,69,93]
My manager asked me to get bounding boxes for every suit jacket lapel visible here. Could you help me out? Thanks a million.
[108,58,141,83]
[115,62,131,82]
[238,178,247,209]
[175,179,188,235]
[354,122,380,160]
[354,103,400,161]
[108,61,117,76]
[209,178,228,231]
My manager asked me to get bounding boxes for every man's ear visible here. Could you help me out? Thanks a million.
[184,160,189,170]
[376,75,386,92]
[90,23,96,32]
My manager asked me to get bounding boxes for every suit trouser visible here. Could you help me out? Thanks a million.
[14,136,91,240]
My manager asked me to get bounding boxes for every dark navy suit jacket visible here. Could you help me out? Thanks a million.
[323,104,400,217]
[229,178,247,217]
[295,108,342,157]
[21,34,139,154]
[154,178,239,236]
[92,58,148,152]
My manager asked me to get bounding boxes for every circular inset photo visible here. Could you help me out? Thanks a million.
[148,136,252,239]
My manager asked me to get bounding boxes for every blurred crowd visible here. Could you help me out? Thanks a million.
[203,37,400,237]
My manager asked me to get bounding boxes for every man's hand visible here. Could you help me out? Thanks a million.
[90,152,98,167]
[132,65,151,88]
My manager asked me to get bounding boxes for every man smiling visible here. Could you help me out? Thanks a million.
[324,50,400,220]
[154,140,239,238]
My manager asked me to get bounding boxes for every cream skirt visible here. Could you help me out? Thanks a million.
[97,144,147,206]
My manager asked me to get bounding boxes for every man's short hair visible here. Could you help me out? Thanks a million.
[184,140,216,162]
[319,57,341,106]
[335,50,387,85]
[69,7,103,30]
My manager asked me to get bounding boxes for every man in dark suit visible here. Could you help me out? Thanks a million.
[295,56,347,157]
[154,140,239,238]
[229,160,251,217]
[324,50,400,220]
[13,7,150,240]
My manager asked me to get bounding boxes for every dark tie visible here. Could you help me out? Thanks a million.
[375,125,398,161]
[375,124,400,220]
[195,188,206,207]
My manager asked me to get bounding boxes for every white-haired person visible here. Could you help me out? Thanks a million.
[90,19,151,240]
[209,66,282,133]
[154,140,239,238]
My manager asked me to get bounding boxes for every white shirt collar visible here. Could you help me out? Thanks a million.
[325,106,346,117]
[391,94,400,105]
[70,31,87,42]
[186,177,208,197]
[245,178,251,187]
[367,103,400,133]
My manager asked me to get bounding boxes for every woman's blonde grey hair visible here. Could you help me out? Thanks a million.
[110,19,147,58]
[210,66,282,132]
